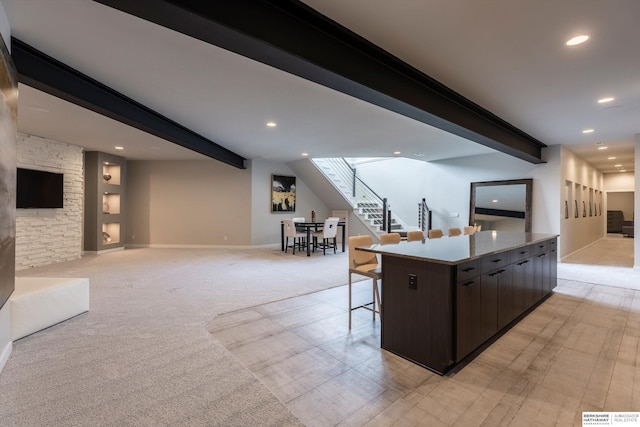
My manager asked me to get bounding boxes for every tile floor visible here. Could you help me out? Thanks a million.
[208,277,640,426]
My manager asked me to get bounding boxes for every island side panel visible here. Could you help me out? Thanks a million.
[380,255,454,374]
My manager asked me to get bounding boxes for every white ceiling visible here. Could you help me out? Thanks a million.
[3,0,638,173]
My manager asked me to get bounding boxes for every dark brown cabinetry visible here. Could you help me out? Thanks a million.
[371,232,557,375]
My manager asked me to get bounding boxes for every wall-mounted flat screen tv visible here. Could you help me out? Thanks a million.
[16,168,64,209]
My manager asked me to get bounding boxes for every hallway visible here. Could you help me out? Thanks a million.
[562,236,634,268]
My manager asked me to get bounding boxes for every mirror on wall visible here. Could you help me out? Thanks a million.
[469,179,532,232]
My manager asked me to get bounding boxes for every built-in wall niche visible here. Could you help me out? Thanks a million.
[574,182,581,218]
[598,190,603,215]
[564,180,573,219]
[102,192,120,214]
[102,222,120,245]
[582,185,588,217]
[102,162,121,185]
[589,188,594,217]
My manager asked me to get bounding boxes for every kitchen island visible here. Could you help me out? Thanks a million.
[357,231,557,375]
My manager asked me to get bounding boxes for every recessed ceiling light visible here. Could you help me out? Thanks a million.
[582,129,594,134]
[597,146,608,150]
[608,157,616,160]
[492,200,498,203]
[597,97,615,104]
[393,151,401,155]
[114,146,124,150]
[301,152,308,156]
[566,35,589,46]
[614,164,622,167]
[414,153,426,157]
[266,122,277,127]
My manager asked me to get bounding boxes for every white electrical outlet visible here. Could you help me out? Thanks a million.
[450,212,459,218]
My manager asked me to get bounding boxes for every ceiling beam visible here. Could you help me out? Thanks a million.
[94,0,546,164]
[11,38,246,169]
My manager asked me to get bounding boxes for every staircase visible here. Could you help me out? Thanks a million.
[312,158,407,235]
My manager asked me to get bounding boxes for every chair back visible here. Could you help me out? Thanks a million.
[292,217,305,223]
[406,230,425,242]
[448,227,462,237]
[283,219,298,238]
[348,235,378,269]
[321,218,340,238]
[380,233,401,245]
[428,229,443,239]
[463,226,475,235]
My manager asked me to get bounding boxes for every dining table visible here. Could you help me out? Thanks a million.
[280,220,346,256]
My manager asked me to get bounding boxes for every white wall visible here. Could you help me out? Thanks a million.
[607,192,634,221]
[355,146,561,238]
[0,1,9,50]
[250,159,330,245]
[124,158,329,247]
[126,159,252,246]
[560,146,605,258]
[604,172,635,191]
[15,133,84,269]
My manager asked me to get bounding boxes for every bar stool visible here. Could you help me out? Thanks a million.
[348,235,382,329]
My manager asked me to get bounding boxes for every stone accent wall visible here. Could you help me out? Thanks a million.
[15,133,84,269]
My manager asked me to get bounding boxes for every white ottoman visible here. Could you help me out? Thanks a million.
[10,277,90,340]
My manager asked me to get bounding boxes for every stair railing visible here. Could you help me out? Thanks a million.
[312,158,397,232]
[418,198,432,232]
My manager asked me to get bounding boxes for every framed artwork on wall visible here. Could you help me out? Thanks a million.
[271,174,296,212]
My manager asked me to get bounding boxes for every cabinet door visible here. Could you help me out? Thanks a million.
[496,266,516,330]
[533,251,549,302]
[480,269,499,341]
[548,246,558,292]
[512,256,533,315]
[456,277,481,361]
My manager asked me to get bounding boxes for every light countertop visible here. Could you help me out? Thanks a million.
[357,231,557,265]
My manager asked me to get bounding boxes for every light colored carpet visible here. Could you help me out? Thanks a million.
[559,237,639,290]
[0,246,351,426]
[2,240,638,425]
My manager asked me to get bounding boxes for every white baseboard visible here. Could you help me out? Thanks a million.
[82,247,125,255]
[0,340,12,374]
[560,237,604,262]
[124,243,280,250]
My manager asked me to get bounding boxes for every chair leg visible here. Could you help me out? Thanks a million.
[374,278,382,321]
[323,238,326,255]
[372,278,375,320]
[348,273,352,329]
[285,237,289,253]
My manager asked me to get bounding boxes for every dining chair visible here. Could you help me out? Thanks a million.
[312,218,340,255]
[448,227,462,237]
[406,230,425,242]
[292,217,306,234]
[348,235,382,329]
[463,225,476,235]
[428,229,443,239]
[379,232,401,245]
[282,218,306,254]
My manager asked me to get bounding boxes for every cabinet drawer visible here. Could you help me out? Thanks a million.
[510,246,531,262]
[456,259,481,282]
[532,240,549,254]
[482,252,509,272]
